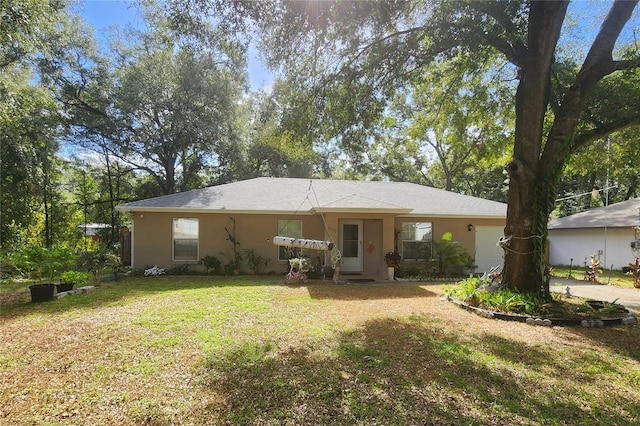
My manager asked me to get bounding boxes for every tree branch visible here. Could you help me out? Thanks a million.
[614,56,640,71]
[573,116,640,151]
[575,0,638,88]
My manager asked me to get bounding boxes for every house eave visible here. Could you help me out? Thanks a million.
[116,205,506,218]
[115,206,315,216]
[548,225,636,231]
[398,213,506,219]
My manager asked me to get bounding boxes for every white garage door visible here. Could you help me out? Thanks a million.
[474,226,505,273]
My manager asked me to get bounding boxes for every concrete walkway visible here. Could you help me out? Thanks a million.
[550,277,640,313]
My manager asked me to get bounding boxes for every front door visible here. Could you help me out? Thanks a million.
[340,220,363,272]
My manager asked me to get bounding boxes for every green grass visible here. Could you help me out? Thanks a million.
[550,264,636,288]
[1,276,639,425]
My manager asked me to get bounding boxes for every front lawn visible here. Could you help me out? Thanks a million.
[1,276,639,425]
[550,265,636,288]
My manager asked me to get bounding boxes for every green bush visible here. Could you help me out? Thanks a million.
[433,233,475,276]
[445,277,551,315]
[199,255,221,274]
[165,264,190,275]
[75,249,121,274]
[244,249,269,275]
[8,246,76,282]
[61,270,91,285]
[403,264,428,279]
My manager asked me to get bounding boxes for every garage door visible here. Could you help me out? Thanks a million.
[474,226,505,273]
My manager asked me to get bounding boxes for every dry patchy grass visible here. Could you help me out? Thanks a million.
[1,276,639,425]
[551,266,636,288]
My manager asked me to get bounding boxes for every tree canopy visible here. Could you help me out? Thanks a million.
[196,0,640,295]
[2,0,639,282]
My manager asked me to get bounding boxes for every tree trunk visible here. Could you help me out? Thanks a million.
[501,1,568,296]
[500,0,637,297]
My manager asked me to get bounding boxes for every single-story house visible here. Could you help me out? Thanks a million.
[116,177,507,278]
[548,198,640,270]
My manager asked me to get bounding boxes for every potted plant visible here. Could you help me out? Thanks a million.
[58,270,90,293]
[285,257,311,283]
[28,282,56,302]
[26,247,73,302]
[384,251,401,280]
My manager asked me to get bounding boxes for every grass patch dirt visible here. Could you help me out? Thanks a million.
[1,276,639,425]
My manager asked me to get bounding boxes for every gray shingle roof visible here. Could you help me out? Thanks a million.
[548,198,640,229]
[116,177,507,218]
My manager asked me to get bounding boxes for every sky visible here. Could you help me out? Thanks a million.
[74,0,274,91]
[74,0,637,91]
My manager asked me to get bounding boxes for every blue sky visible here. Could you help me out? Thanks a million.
[75,1,636,91]
[74,0,273,91]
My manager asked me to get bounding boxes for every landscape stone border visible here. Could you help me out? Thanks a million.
[444,295,637,327]
[54,285,97,299]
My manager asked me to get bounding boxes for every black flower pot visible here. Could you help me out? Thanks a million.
[56,282,74,293]
[29,284,56,302]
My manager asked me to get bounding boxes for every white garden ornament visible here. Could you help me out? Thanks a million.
[144,265,166,276]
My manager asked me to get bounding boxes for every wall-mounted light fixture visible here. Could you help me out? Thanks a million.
[467,224,473,232]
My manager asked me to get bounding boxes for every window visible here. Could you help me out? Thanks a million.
[173,218,199,261]
[401,222,433,260]
[277,220,302,261]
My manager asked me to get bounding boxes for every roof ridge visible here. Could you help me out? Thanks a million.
[323,192,405,209]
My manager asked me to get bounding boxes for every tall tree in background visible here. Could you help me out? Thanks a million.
[111,35,243,194]
[405,53,513,194]
[0,0,67,68]
[40,5,247,196]
[238,85,328,180]
[183,0,640,296]
[0,65,66,249]
[556,127,640,216]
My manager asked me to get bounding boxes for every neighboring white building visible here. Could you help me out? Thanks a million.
[81,223,110,240]
[548,198,640,270]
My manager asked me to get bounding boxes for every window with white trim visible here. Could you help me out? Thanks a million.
[277,220,302,261]
[173,218,199,261]
[401,222,433,260]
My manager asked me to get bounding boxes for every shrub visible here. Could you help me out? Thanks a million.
[433,233,475,276]
[61,270,91,285]
[445,277,551,315]
[403,264,428,279]
[165,264,190,275]
[199,255,221,274]
[9,246,76,282]
[244,249,269,275]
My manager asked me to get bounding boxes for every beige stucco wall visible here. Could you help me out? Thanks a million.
[396,217,504,249]
[395,216,506,268]
[131,211,325,273]
[129,210,504,276]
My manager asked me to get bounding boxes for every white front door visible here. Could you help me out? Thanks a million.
[340,220,363,272]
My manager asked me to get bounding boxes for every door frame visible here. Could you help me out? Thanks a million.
[339,219,363,272]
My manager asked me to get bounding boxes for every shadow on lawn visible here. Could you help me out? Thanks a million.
[565,325,640,363]
[306,283,437,300]
[200,317,640,425]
